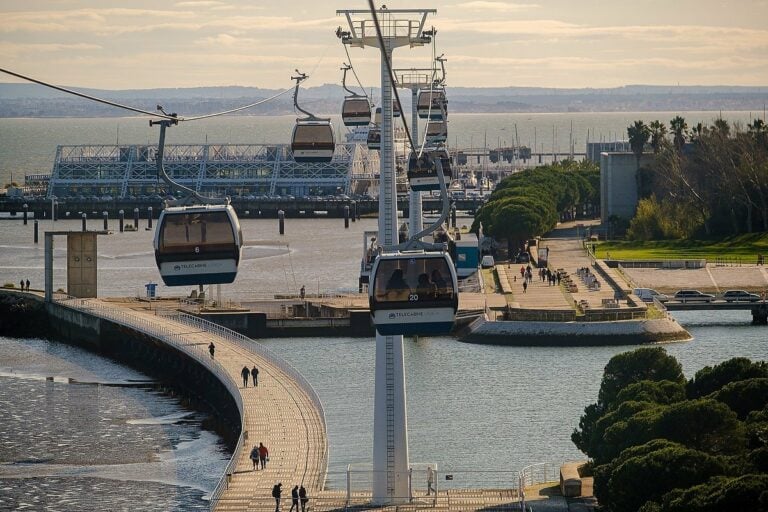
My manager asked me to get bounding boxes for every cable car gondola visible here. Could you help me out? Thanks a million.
[417,89,447,120]
[291,120,335,162]
[407,148,452,192]
[369,251,458,336]
[425,120,447,145]
[342,96,371,126]
[154,204,243,286]
[367,125,381,150]
[290,71,335,163]
[340,64,371,126]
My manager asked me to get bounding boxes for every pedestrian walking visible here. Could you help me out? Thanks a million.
[251,365,259,387]
[426,466,435,495]
[289,485,299,512]
[272,483,282,512]
[259,442,269,469]
[299,485,308,512]
[300,285,306,300]
[241,366,250,387]
[20,279,24,291]
[208,342,215,359]
[25,279,30,291]
[523,281,528,293]
[250,444,260,470]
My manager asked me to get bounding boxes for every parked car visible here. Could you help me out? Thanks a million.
[673,290,715,303]
[481,255,495,269]
[722,290,760,302]
[633,288,670,303]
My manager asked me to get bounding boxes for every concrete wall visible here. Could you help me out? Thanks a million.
[600,152,652,223]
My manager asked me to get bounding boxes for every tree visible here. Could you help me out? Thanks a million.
[712,378,768,420]
[670,115,688,150]
[649,120,668,153]
[661,474,768,512]
[598,347,685,408]
[687,358,768,398]
[628,120,651,170]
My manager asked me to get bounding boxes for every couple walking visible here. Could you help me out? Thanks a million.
[241,365,259,387]
[249,442,269,470]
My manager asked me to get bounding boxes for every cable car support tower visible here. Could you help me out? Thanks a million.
[337,7,435,505]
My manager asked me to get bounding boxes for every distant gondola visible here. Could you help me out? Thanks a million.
[369,251,458,335]
[291,120,335,162]
[425,120,447,144]
[154,204,243,286]
[342,96,371,126]
[367,125,381,150]
[417,89,447,120]
[407,148,452,191]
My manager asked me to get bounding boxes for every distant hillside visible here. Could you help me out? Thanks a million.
[1,83,766,117]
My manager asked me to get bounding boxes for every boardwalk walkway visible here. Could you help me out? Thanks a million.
[55,297,327,512]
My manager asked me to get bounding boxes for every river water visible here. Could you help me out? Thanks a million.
[0,113,766,508]
[1,215,766,509]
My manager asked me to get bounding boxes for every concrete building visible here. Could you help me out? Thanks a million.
[600,151,652,223]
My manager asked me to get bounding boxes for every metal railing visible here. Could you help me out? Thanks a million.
[52,297,327,511]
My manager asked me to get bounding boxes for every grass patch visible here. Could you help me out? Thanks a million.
[595,232,768,261]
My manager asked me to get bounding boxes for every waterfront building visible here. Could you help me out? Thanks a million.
[599,151,651,223]
[44,132,379,200]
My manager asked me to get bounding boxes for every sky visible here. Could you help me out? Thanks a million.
[1,0,767,91]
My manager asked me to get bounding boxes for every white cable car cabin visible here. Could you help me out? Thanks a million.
[342,96,371,126]
[425,120,448,145]
[367,125,381,150]
[417,89,447,120]
[154,204,243,286]
[369,251,458,336]
[407,149,452,192]
[291,119,335,162]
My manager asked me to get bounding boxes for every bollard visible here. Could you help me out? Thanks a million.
[344,205,350,229]
[278,210,285,235]
[81,213,87,232]
[119,209,125,232]
[33,220,39,244]
[351,201,356,222]
[133,208,139,229]
[23,203,28,225]
[147,207,153,229]
[103,211,108,231]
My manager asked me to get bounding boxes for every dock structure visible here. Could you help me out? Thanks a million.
[52,297,327,512]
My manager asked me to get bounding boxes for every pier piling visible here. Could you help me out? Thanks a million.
[119,209,125,233]
[147,207,153,229]
[344,205,350,228]
[33,220,38,244]
[278,210,285,235]
[81,213,87,232]
[23,203,28,225]
[133,208,139,229]
[103,211,108,231]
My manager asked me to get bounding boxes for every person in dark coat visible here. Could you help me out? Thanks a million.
[25,279,30,291]
[299,485,308,512]
[208,342,215,359]
[250,444,259,470]
[272,483,282,512]
[251,366,259,387]
[241,366,250,387]
[289,485,299,512]
[20,279,24,291]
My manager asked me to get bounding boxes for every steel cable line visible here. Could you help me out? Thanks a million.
[366,0,415,153]
[0,66,296,122]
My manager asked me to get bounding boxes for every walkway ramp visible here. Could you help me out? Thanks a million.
[55,297,327,512]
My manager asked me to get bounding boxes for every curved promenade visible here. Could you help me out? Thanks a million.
[54,297,327,512]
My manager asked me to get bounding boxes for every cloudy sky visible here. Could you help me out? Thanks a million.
[1,0,767,90]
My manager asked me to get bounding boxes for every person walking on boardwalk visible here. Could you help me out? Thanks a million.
[251,365,259,387]
[272,483,282,512]
[299,485,308,512]
[523,280,528,293]
[241,366,250,388]
[208,342,215,359]
[20,279,24,291]
[25,279,30,292]
[289,485,300,512]
[259,442,269,469]
[250,444,259,470]
[427,466,435,495]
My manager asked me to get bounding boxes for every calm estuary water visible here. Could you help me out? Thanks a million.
[0,113,766,507]
[1,215,766,502]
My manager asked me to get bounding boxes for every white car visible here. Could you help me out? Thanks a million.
[633,288,670,303]
[481,255,495,269]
